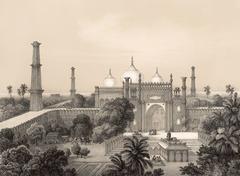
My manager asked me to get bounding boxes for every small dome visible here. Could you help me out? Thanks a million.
[122,57,141,83]
[152,67,163,83]
[104,69,115,87]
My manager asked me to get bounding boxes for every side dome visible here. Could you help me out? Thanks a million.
[152,67,163,83]
[122,57,140,83]
[104,69,115,87]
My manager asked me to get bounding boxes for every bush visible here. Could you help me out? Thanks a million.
[71,143,81,157]
[65,148,71,158]
[79,147,90,158]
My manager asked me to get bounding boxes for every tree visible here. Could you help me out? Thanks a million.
[17,89,21,97]
[65,148,71,158]
[71,94,85,108]
[212,94,224,107]
[1,145,32,167]
[153,168,164,176]
[79,147,90,158]
[121,136,152,176]
[180,162,203,176]
[93,98,134,143]
[173,87,181,96]
[40,147,68,176]
[107,153,127,176]
[17,84,28,99]
[71,114,93,140]
[0,161,22,176]
[7,85,13,98]
[0,137,13,153]
[0,128,14,142]
[181,93,240,175]
[226,84,235,96]
[71,143,81,157]
[227,160,240,176]
[26,123,46,145]
[63,168,77,176]
[203,85,211,98]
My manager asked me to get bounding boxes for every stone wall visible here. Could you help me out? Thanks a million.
[58,108,100,126]
[186,107,224,131]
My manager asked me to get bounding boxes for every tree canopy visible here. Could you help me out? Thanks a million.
[92,98,134,143]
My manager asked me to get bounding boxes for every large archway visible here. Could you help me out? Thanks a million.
[145,104,166,131]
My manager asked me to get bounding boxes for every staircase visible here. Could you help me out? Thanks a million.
[181,139,202,153]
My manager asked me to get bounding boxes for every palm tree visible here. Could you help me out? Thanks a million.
[6,85,13,98]
[121,136,152,176]
[107,153,128,176]
[174,87,181,96]
[19,84,28,99]
[226,84,235,96]
[17,88,21,97]
[203,86,211,98]
[209,93,240,154]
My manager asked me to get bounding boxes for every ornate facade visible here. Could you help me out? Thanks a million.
[95,58,196,132]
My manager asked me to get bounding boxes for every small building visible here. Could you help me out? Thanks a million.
[45,132,63,144]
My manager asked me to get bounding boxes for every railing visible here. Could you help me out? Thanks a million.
[104,134,124,155]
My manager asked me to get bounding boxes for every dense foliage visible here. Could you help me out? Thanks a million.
[181,93,240,176]
[71,114,93,140]
[93,98,134,143]
[103,135,159,176]
[0,145,75,176]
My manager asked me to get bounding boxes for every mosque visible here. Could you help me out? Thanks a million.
[0,41,224,135]
[92,57,196,132]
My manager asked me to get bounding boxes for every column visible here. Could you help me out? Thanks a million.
[29,41,44,111]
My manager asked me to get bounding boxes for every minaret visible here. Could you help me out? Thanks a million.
[138,73,142,102]
[29,41,44,111]
[181,77,187,106]
[124,77,130,99]
[190,66,196,97]
[70,67,76,98]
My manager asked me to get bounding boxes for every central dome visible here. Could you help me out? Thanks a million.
[152,67,163,83]
[122,57,140,83]
[104,69,115,87]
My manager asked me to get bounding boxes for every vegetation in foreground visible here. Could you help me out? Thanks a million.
[181,93,240,176]
[102,135,164,176]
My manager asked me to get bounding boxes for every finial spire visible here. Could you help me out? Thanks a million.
[156,67,159,74]
[131,56,134,66]
[109,68,112,76]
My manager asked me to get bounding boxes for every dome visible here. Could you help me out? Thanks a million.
[122,57,141,83]
[104,69,115,87]
[152,67,163,83]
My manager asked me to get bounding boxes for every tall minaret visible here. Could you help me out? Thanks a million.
[190,66,196,97]
[70,67,76,98]
[29,41,44,111]
[181,77,187,104]
[124,77,130,99]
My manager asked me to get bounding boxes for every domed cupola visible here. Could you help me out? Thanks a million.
[104,69,115,87]
[122,57,141,83]
[152,67,163,83]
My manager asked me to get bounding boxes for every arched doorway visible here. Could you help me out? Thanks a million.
[145,104,165,131]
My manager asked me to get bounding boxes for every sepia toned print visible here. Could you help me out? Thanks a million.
[1,1,240,176]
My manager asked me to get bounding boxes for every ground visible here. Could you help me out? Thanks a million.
[36,132,199,176]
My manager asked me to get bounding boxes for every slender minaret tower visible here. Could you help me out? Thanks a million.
[181,77,187,104]
[124,77,130,99]
[190,66,196,97]
[29,41,44,111]
[138,73,142,103]
[70,67,76,98]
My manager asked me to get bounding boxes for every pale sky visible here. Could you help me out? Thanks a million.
[1,0,240,95]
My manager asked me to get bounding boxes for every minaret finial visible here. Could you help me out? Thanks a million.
[131,56,134,66]
[109,68,112,75]
[156,67,158,74]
